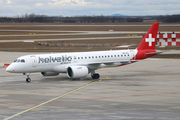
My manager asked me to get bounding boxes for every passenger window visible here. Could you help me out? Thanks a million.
[78,57,80,59]
[111,55,113,57]
[81,57,83,59]
[99,56,101,58]
[114,55,116,57]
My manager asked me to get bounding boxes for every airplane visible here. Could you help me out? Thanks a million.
[6,23,160,82]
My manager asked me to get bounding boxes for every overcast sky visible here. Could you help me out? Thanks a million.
[0,0,180,17]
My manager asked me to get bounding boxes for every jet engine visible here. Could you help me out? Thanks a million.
[41,72,59,76]
[67,66,88,79]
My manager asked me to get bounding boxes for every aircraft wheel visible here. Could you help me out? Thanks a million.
[91,73,100,79]
[26,78,31,82]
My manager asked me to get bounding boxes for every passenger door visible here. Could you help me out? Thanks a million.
[31,56,37,67]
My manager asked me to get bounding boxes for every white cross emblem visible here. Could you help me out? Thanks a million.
[145,34,155,46]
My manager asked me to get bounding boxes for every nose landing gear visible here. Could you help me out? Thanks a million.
[23,73,31,82]
[26,78,31,82]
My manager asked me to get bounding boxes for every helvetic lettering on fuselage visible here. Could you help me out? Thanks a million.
[39,56,72,64]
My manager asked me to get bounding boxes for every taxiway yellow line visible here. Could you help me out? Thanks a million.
[4,78,110,120]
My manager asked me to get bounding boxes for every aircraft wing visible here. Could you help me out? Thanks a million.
[87,60,131,65]
[70,60,131,70]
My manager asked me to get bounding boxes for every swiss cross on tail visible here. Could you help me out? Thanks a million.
[145,34,155,46]
[137,23,159,50]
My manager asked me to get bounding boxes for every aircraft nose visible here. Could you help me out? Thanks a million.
[6,64,15,72]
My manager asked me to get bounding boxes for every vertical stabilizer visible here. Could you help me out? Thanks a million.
[137,23,159,50]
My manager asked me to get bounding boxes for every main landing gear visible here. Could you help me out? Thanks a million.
[91,70,100,79]
[91,73,100,79]
[23,73,31,82]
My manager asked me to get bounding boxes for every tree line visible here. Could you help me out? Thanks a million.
[1,13,179,23]
[157,14,180,23]
[0,13,143,23]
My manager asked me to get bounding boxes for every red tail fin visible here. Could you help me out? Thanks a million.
[137,22,159,50]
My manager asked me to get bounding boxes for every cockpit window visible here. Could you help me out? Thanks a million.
[21,59,25,62]
[14,59,18,62]
[14,59,20,62]
[14,59,25,63]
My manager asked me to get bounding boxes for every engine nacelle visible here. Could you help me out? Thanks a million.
[41,72,59,76]
[67,66,88,79]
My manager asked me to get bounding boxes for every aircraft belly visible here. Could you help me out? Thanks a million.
[99,62,122,68]
[52,64,67,73]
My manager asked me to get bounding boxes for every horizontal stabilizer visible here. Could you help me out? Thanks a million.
[145,50,162,55]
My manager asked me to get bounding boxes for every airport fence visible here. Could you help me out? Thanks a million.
[143,32,180,46]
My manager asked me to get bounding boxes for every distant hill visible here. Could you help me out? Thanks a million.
[110,14,130,18]
[110,14,127,17]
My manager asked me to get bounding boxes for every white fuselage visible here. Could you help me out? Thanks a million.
[6,49,137,73]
